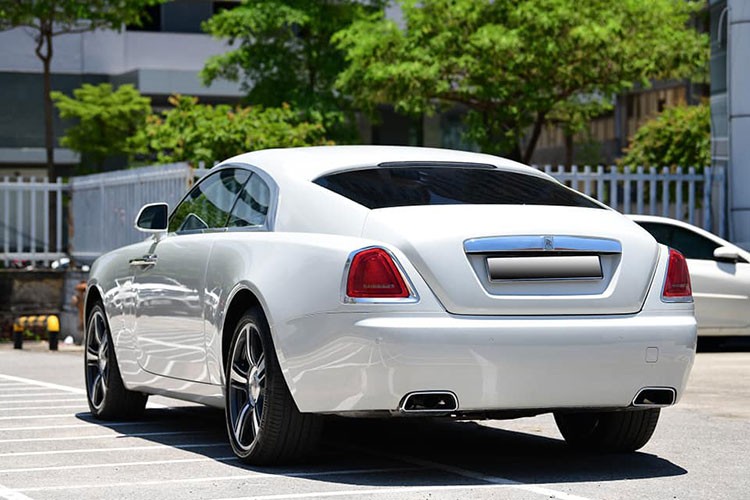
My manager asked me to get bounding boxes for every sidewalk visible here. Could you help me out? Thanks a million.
[0,339,84,353]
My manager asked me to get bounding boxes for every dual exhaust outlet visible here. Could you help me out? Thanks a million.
[399,391,458,414]
[397,387,675,414]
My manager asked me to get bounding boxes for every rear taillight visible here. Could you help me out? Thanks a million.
[662,248,692,302]
[346,248,410,299]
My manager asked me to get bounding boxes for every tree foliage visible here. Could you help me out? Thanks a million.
[619,102,710,170]
[0,0,165,175]
[142,95,331,165]
[201,0,384,141]
[334,0,708,162]
[51,83,152,168]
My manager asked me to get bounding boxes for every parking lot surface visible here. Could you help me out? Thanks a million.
[0,342,748,500]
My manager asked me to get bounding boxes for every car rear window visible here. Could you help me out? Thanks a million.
[314,166,603,209]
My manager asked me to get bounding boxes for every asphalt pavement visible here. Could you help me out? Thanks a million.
[0,341,748,500]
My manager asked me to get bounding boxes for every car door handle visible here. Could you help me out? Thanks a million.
[129,254,158,267]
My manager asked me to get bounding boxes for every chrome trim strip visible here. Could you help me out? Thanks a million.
[340,246,420,304]
[464,235,622,254]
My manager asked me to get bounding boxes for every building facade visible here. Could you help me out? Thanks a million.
[710,0,750,248]
[0,0,243,178]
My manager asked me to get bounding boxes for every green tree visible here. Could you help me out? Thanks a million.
[0,0,165,178]
[51,83,151,169]
[334,0,708,163]
[201,0,384,141]
[619,102,710,170]
[142,95,331,165]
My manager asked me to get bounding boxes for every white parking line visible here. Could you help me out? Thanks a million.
[0,414,73,421]
[0,442,227,457]
[0,399,84,405]
[0,393,76,399]
[213,484,516,500]
[0,483,34,500]
[0,374,167,409]
[15,467,422,493]
[0,374,85,394]
[337,445,596,500]
[0,430,211,444]
[0,422,160,432]
[0,388,60,393]
[0,405,87,412]
[0,456,239,474]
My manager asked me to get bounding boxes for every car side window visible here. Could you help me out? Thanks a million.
[227,174,271,228]
[169,169,250,233]
[669,226,721,260]
[638,222,719,260]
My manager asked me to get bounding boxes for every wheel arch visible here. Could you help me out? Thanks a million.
[220,284,274,378]
[84,282,105,323]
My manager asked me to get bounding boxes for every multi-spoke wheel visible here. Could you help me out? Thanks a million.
[85,303,147,420]
[225,307,322,464]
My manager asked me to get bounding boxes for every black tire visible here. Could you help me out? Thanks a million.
[554,408,660,452]
[225,307,322,464]
[85,303,148,420]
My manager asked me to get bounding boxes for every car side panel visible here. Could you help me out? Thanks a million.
[690,259,750,334]
[88,239,154,384]
[202,231,443,388]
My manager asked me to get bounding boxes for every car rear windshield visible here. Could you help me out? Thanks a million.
[314,165,603,209]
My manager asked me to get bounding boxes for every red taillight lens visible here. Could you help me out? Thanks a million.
[662,248,692,301]
[346,248,410,298]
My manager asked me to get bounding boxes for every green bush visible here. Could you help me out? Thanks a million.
[142,95,332,165]
[51,83,152,168]
[619,103,710,171]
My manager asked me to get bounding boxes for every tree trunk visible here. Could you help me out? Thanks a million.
[34,25,55,179]
[42,32,55,180]
[522,112,546,164]
[35,25,58,255]
[564,132,574,168]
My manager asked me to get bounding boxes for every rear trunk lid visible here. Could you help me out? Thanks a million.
[362,205,658,316]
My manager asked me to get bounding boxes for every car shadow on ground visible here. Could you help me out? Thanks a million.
[76,405,687,487]
[698,335,750,352]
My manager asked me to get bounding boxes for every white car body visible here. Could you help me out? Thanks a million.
[629,215,750,336]
[87,146,696,418]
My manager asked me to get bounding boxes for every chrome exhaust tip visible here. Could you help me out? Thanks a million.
[632,387,676,407]
[399,391,458,413]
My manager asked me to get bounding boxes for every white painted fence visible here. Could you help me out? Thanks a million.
[0,176,66,266]
[538,165,727,236]
[0,163,727,265]
[68,163,201,262]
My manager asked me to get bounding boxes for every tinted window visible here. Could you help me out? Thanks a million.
[169,169,250,233]
[314,166,602,209]
[637,222,720,260]
[228,174,271,228]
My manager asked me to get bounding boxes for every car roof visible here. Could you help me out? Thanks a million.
[217,145,547,182]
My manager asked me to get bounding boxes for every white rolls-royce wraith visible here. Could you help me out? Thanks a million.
[85,146,696,464]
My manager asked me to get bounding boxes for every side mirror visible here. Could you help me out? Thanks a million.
[135,203,168,233]
[713,246,740,263]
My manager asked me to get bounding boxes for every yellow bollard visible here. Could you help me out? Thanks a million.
[47,315,60,351]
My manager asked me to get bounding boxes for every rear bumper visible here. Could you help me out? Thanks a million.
[277,311,696,414]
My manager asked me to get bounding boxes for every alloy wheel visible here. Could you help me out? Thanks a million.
[228,322,267,451]
[85,309,109,411]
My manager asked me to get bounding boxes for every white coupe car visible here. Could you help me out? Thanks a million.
[85,146,696,464]
[629,215,750,336]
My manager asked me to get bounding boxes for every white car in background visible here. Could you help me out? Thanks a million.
[85,146,696,464]
[630,215,750,336]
